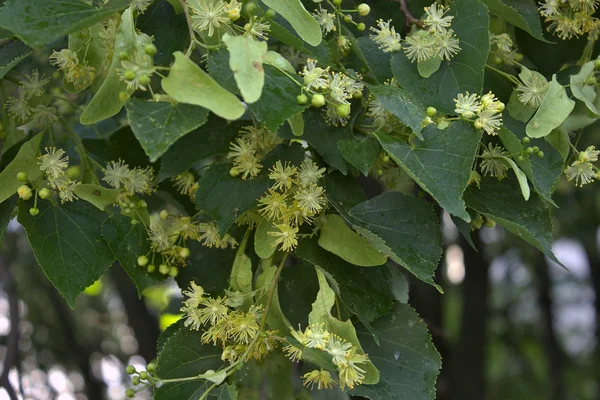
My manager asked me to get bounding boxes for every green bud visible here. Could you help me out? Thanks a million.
[586,76,597,85]
[137,255,149,267]
[228,8,241,20]
[125,388,135,398]
[333,0,342,5]
[119,91,129,102]
[265,9,276,19]
[168,266,179,277]
[244,2,257,15]
[229,167,240,177]
[159,264,170,275]
[517,155,524,161]
[139,371,149,380]
[139,75,151,86]
[357,22,366,32]
[358,3,370,16]
[38,188,51,199]
[147,264,156,273]
[522,137,530,144]
[146,363,156,373]
[29,207,39,216]
[526,147,535,154]
[377,169,384,176]
[131,376,140,385]
[16,172,27,182]
[126,365,136,374]
[335,103,351,117]
[484,218,496,229]
[311,94,326,107]
[537,151,544,158]
[514,53,523,61]
[532,146,539,152]
[595,59,600,69]
[179,247,190,258]
[17,185,32,200]
[119,51,129,60]
[494,56,503,65]
[382,155,390,163]
[137,200,147,208]
[296,94,308,105]
[426,106,437,117]
[67,165,80,180]
[124,70,136,81]
[144,44,157,56]
[344,15,352,23]
[159,210,169,220]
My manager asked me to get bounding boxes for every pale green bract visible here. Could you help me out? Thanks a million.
[260,0,322,46]
[526,75,575,138]
[222,33,267,104]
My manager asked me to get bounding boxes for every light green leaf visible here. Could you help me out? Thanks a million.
[64,23,108,93]
[0,39,30,79]
[318,214,387,267]
[74,184,119,210]
[507,89,536,122]
[545,128,570,161]
[254,218,276,259]
[260,0,322,46]
[198,369,227,385]
[350,303,441,400]
[125,99,209,162]
[287,112,304,137]
[526,75,575,138]
[18,200,114,308]
[417,56,442,78]
[0,133,43,204]
[254,258,291,333]
[80,8,154,124]
[500,156,530,200]
[0,0,131,47]
[337,137,379,176]
[376,121,482,222]
[263,50,296,74]
[222,33,267,103]
[230,231,253,308]
[368,84,427,138]
[162,51,245,121]
[570,60,598,115]
[308,268,379,384]
[480,0,547,41]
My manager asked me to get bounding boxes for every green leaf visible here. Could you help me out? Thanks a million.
[296,238,395,327]
[18,200,114,308]
[222,33,268,104]
[0,133,43,205]
[0,39,30,79]
[507,89,535,122]
[264,50,296,74]
[259,0,322,46]
[337,137,379,176]
[376,121,482,222]
[570,60,598,115]
[254,258,291,333]
[318,214,387,267]
[347,192,443,288]
[308,268,380,384]
[287,112,304,137]
[268,20,332,66]
[64,24,108,93]
[526,75,575,138]
[162,51,245,121]
[230,231,253,307]
[102,214,164,296]
[464,176,563,266]
[158,116,241,181]
[500,156,530,200]
[279,109,351,174]
[80,8,154,124]
[391,0,490,113]
[350,303,441,400]
[417,56,442,79]
[356,37,392,84]
[545,128,570,161]
[480,0,547,41]
[247,65,308,132]
[155,327,225,400]
[0,196,17,244]
[73,184,120,211]
[125,99,209,162]
[254,218,276,259]
[368,85,427,138]
[0,0,131,47]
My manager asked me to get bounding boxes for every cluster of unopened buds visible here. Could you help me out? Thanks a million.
[124,362,158,398]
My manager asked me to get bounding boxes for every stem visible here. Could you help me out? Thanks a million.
[485,64,520,86]
[178,0,197,57]
[387,0,425,29]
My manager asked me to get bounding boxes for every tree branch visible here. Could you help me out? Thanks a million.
[387,0,425,29]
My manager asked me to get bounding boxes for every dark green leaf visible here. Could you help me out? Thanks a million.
[356,37,392,84]
[464,176,563,266]
[348,192,443,287]
[369,84,427,138]
[0,132,43,204]
[0,39,29,79]
[278,261,318,328]
[125,99,209,162]
[259,0,322,46]
[155,327,225,400]
[451,215,477,250]
[376,121,482,222]
[83,127,150,168]
[350,302,441,400]
[481,0,546,41]
[247,65,308,132]
[18,200,114,307]
[391,0,490,113]
[0,0,131,47]
[102,214,164,296]
[337,136,379,176]
[324,172,366,211]
[207,48,239,94]
[269,20,332,66]
[0,195,16,244]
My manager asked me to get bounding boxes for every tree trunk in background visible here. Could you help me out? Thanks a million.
[583,240,600,400]
[109,264,160,363]
[449,233,489,400]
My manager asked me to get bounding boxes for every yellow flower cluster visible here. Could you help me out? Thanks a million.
[283,323,371,391]
[257,160,327,251]
[181,282,279,363]
[539,0,600,40]
[453,91,505,135]
[565,145,599,187]
[227,126,282,180]
[38,147,80,203]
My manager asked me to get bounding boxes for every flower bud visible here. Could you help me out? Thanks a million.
[144,44,157,56]
[228,8,241,20]
[344,15,352,23]
[38,188,51,199]
[67,165,80,179]
[336,104,351,117]
[17,185,32,200]
[333,0,342,5]
[29,207,39,216]
[147,264,156,273]
[131,376,140,385]
[119,51,129,60]
[484,218,496,229]
[265,9,276,19]
[159,210,169,220]
[168,266,179,277]
[311,94,326,107]
[358,3,370,16]
[146,363,156,373]
[426,106,437,117]
[159,264,170,275]
[179,247,190,258]
[357,22,366,31]
[296,94,308,105]
[124,70,136,81]
[139,74,151,86]
[119,91,129,102]
[125,388,135,398]
[137,255,149,267]
[126,365,136,374]
[139,371,149,380]
[16,172,27,182]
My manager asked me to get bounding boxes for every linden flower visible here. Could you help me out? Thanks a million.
[65,64,96,90]
[230,312,259,344]
[103,160,130,189]
[295,185,327,215]
[325,335,353,366]
[132,0,152,12]
[21,70,50,99]
[189,0,230,37]
[491,33,513,53]
[579,145,600,162]
[148,224,171,252]
[565,160,596,186]
[539,0,560,17]
[338,348,369,390]
[6,89,31,122]
[475,109,503,136]
[517,73,549,108]
[39,147,69,179]
[182,281,205,309]
[480,144,509,179]
[437,29,461,60]
[298,160,326,187]
[244,16,270,40]
[454,92,481,118]
[258,189,288,220]
[305,323,330,349]
[314,7,336,34]
[49,49,78,71]
[303,370,336,390]
[268,222,299,251]
[172,171,197,196]
[370,19,403,53]
[197,296,229,325]
[126,167,155,195]
[268,161,298,191]
[423,4,453,34]
[569,0,599,13]
[403,34,436,62]
[301,59,330,91]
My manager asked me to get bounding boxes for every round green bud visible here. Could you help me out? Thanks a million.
[335,103,351,117]
[144,44,157,56]
[472,219,483,229]
[426,107,437,117]
[119,51,129,60]
[358,3,370,16]
[526,147,535,154]
[38,188,51,199]
[67,165,80,180]
[168,266,179,278]
[484,218,496,229]
[147,264,156,273]
[159,264,170,275]
[265,9,276,19]
[179,247,190,258]
[29,207,39,216]
[532,146,539,152]
[137,255,149,267]
[119,91,129,102]
[496,102,505,112]
[16,172,27,182]
[139,74,151,86]
[586,76,597,85]
[125,389,135,398]
[514,53,523,62]
[159,210,169,220]
[537,151,544,158]
[333,0,342,5]
[377,169,384,176]
[357,22,366,32]
[343,15,352,23]
[522,136,530,144]
[595,59,600,69]
[353,90,363,99]
[137,200,147,208]
[124,70,136,81]
[139,371,149,380]
[494,56,503,65]
[311,94,326,108]
[17,185,32,200]
[382,155,390,163]
[126,365,136,374]
[244,2,257,15]
[146,363,156,373]
[228,8,241,20]
[474,119,484,130]
[517,155,524,161]
[229,167,240,177]
[296,94,308,105]
[131,376,140,385]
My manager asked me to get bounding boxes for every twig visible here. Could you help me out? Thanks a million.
[388,0,425,29]
[178,0,196,57]
[0,256,20,400]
